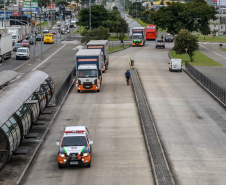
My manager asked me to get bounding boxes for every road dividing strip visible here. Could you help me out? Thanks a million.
[200,44,226,59]
[32,44,66,71]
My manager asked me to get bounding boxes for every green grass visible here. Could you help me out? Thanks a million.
[170,50,222,66]
[221,47,226,51]
[36,22,48,27]
[109,45,129,53]
[134,18,149,27]
[198,35,226,43]
[109,35,131,41]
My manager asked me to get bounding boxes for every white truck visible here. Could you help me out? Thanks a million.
[75,49,103,93]
[169,58,182,72]
[7,27,23,44]
[0,34,12,63]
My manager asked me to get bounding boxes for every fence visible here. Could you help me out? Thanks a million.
[185,62,226,104]
[55,67,76,106]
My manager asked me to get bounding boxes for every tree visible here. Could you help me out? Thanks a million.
[78,5,113,29]
[81,26,110,44]
[56,0,68,6]
[173,29,199,61]
[150,1,216,35]
[38,0,51,8]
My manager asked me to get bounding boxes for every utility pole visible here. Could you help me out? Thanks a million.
[89,0,91,31]
[4,0,6,33]
[218,0,221,39]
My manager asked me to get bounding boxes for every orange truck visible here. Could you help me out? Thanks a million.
[146,24,158,40]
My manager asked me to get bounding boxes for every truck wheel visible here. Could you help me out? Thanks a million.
[58,164,64,169]
[180,69,182,72]
[1,56,4,63]
[86,161,91,168]
[77,90,80,93]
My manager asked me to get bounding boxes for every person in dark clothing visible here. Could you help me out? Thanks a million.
[161,35,164,40]
[125,70,130,85]
[120,40,124,48]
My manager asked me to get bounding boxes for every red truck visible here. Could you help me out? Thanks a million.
[146,24,158,40]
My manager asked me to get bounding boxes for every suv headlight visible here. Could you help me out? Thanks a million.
[59,153,65,158]
[83,153,89,157]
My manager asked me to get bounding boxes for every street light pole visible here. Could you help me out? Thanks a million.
[89,0,91,31]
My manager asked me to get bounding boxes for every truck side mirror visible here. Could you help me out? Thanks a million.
[89,141,93,145]
[56,142,60,146]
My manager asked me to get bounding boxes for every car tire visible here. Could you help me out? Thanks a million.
[16,57,18,60]
[180,69,182,72]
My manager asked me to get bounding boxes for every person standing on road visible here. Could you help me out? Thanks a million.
[125,70,131,85]
[120,40,124,48]
[161,35,164,40]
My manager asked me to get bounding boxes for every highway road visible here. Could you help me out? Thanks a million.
[19,37,226,185]
[0,25,77,72]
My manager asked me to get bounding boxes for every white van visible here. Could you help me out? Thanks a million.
[169,58,182,72]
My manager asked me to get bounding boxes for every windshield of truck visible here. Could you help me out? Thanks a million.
[61,136,87,147]
[133,35,142,40]
[17,48,27,53]
[14,43,22,47]
[78,69,97,78]
[12,35,17,39]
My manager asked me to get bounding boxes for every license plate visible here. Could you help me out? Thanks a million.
[70,161,78,165]
[173,65,177,68]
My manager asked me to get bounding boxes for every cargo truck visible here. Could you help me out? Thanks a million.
[7,27,23,44]
[0,34,12,63]
[132,27,146,47]
[146,24,158,40]
[75,49,103,92]
[86,40,109,73]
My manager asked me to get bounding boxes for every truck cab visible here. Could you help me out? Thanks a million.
[75,49,102,93]
[132,27,146,47]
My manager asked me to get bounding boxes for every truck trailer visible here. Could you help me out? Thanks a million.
[132,27,146,47]
[86,40,109,73]
[75,49,103,92]
[0,34,12,63]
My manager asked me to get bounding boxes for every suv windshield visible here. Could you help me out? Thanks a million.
[17,49,27,53]
[61,136,87,147]
[133,35,142,40]
[78,69,97,78]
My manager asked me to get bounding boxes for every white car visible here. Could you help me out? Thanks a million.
[16,47,30,60]
[43,28,49,34]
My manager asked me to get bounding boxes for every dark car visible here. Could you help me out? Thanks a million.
[28,37,36,45]
[165,34,174,42]
[13,43,22,51]
[26,33,33,40]
[36,34,43,41]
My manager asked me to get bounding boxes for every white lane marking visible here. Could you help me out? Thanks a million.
[32,44,66,71]
[199,44,226,59]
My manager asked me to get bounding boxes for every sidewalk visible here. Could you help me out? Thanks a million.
[193,42,226,90]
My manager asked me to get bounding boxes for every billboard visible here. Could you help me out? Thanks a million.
[10,16,29,26]
[217,0,226,5]
[23,1,38,8]
[0,11,13,19]
[13,11,19,16]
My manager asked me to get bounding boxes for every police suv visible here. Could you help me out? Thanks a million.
[56,126,93,168]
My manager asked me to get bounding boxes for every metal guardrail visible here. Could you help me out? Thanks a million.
[55,67,76,106]
[185,62,226,105]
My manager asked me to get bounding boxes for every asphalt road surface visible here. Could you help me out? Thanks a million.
[20,39,226,185]
[20,44,155,185]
